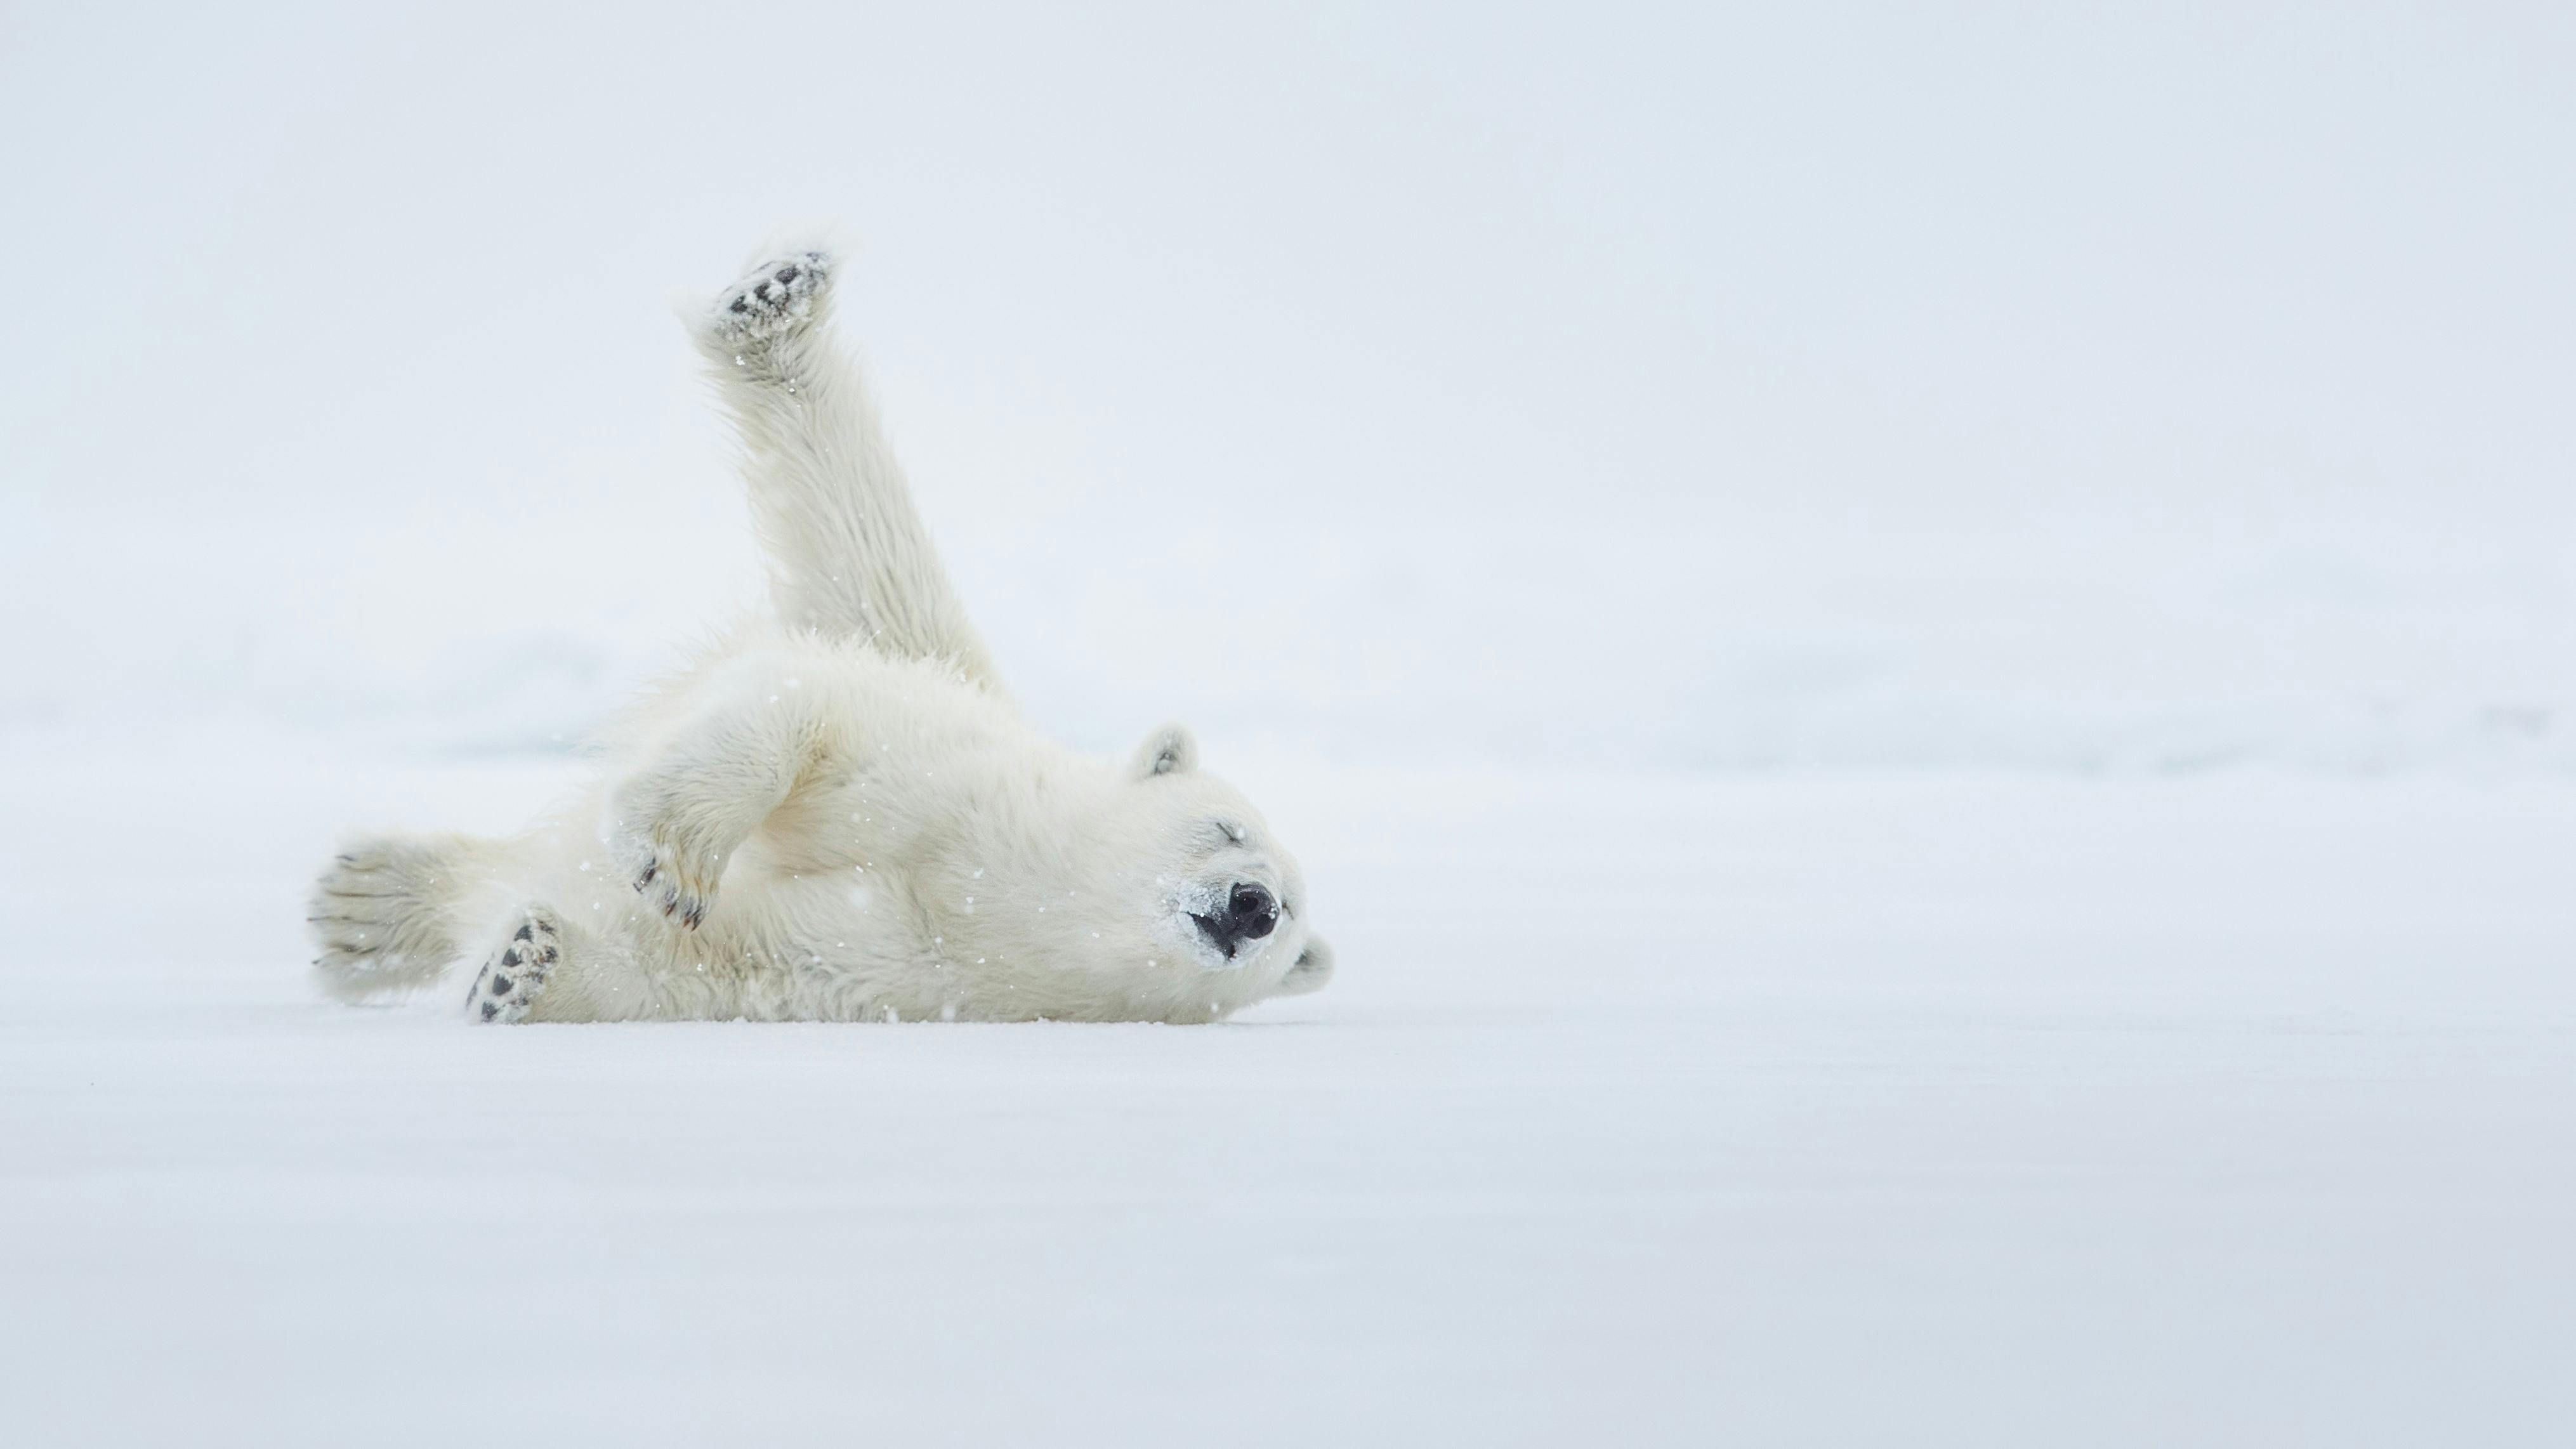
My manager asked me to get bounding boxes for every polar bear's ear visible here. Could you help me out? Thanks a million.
[1273,937,1334,996]
[1130,723,1199,779]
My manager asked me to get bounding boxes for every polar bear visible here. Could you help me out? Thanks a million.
[307,246,1331,1023]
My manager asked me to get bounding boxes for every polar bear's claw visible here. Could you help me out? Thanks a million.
[466,909,562,1024]
[708,250,832,346]
[626,841,715,930]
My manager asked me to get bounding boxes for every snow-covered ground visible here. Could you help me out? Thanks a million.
[3,731,2570,1445]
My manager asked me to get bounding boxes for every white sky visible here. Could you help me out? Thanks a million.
[3,3,2571,766]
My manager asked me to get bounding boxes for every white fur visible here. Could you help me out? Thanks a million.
[310,243,1332,1023]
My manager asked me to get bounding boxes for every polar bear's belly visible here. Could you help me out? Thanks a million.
[681,864,964,1021]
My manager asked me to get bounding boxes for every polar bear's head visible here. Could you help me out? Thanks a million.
[926,722,1332,1016]
[1117,724,1332,1002]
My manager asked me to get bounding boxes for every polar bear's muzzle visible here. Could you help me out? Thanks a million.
[1190,882,1278,960]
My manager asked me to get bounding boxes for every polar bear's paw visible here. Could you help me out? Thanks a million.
[628,843,717,931]
[610,818,723,931]
[707,250,832,347]
[465,908,562,1024]
[310,834,460,999]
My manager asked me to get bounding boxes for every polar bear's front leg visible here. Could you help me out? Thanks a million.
[607,664,825,930]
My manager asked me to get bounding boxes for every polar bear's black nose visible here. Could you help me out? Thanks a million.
[1228,883,1277,939]
[1194,882,1278,957]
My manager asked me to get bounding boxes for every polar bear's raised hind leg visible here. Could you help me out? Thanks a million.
[690,240,1002,688]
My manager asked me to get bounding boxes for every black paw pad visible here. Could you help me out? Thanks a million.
[470,910,560,1024]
